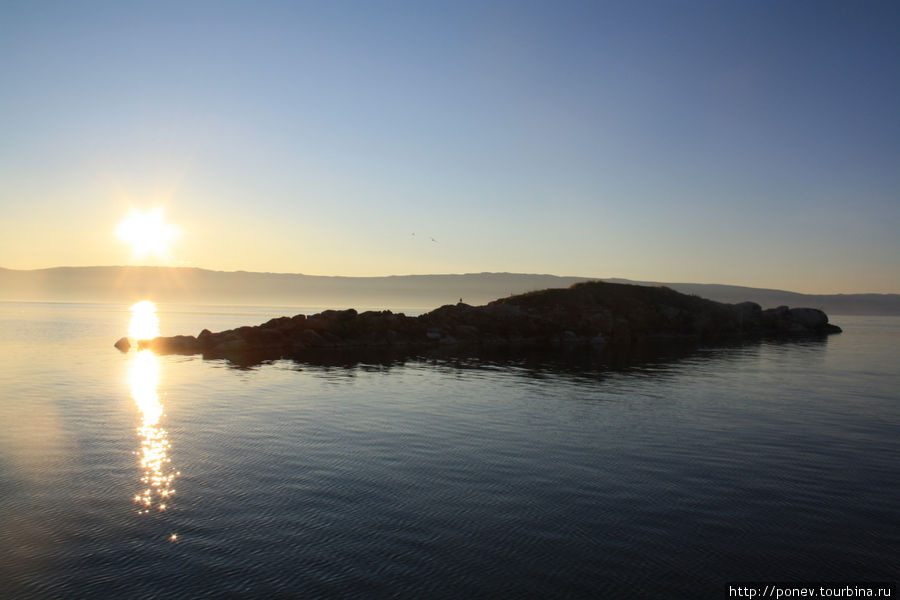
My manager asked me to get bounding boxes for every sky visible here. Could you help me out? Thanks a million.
[1,0,898,293]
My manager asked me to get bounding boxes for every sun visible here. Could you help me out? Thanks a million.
[116,208,178,260]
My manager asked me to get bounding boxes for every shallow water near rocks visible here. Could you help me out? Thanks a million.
[1,302,897,599]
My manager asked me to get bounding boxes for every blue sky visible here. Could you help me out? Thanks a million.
[1,0,898,292]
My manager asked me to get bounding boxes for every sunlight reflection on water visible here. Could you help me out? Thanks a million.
[128,300,160,341]
[127,303,178,518]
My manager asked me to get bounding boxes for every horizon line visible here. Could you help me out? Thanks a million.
[2,264,898,297]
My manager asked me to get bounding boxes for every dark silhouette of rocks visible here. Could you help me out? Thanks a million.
[118,281,842,363]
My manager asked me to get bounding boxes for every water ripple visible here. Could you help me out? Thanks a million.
[1,307,898,598]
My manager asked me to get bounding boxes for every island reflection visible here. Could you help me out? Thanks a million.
[211,335,831,385]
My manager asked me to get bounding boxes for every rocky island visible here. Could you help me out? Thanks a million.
[115,281,842,364]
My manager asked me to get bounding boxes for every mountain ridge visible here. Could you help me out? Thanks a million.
[1,266,898,315]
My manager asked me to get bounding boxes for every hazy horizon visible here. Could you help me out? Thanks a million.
[1,262,896,295]
[2,263,900,297]
[2,2,898,294]
[3,265,898,318]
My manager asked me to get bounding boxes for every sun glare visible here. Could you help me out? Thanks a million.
[129,300,160,341]
[116,208,177,260]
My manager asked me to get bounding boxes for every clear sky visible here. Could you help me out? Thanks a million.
[1,0,898,293]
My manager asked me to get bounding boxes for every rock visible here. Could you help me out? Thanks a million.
[256,328,284,347]
[734,301,762,312]
[261,316,292,330]
[298,329,324,347]
[305,314,330,332]
[454,325,480,339]
[114,337,131,352]
[116,280,841,362]
[661,306,682,321]
[734,301,762,319]
[198,329,214,348]
[789,308,827,331]
[320,331,344,347]
[759,305,841,335]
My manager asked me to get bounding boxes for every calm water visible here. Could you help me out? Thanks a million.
[1,302,897,599]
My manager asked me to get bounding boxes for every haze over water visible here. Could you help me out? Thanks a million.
[0,301,896,598]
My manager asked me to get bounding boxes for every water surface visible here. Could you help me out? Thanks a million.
[1,303,897,599]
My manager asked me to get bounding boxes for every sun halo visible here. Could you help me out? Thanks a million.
[116,208,178,260]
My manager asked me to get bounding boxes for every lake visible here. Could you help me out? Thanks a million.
[0,301,897,599]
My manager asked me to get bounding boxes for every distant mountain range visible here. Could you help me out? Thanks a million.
[1,266,898,315]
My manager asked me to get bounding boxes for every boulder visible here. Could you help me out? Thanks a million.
[114,337,131,352]
[789,308,827,331]
[298,329,324,347]
[734,301,762,319]
[210,337,246,355]
[198,329,214,349]
[454,325,480,339]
